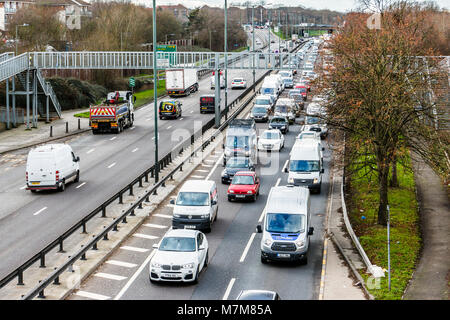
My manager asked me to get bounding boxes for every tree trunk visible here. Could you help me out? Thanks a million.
[390,156,398,187]
[377,161,389,226]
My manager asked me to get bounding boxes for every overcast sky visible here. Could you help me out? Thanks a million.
[124,0,449,12]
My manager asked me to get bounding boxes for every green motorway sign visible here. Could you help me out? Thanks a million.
[129,77,135,88]
[156,44,177,67]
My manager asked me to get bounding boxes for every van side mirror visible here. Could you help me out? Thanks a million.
[308,227,314,235]
[211,200,217,206]
[222,144,225,149]
[284,166,289,173]
[75,156,80,162]
[256,225,262,233]
[152,244,159,249]
[169,199,175,205]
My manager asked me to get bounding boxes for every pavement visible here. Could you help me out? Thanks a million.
[0,108,91,155]
[403,155,450,300]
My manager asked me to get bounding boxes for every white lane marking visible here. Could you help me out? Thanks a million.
[282,160,289,173]
[275,177,281,187]
[33,207,47,216]
[114,249,156,300]
[110,137,117,141]
[167,126,172,130]
[166,204,175,208]
[179,118,183,120]
[120,246,150,253]
[191,175,205,179]
[196,169,209,173]
[95,272,127,281]
[202,164,213,168]
[106,260,137,268]
[20,185,27,190]
[133,233,159,240]
[76,290,110,300]
[154,213,172,219]
[143,223,168,229]
[76,182,86,189]
[86,148,95,154]
[204,159,216,163]
[146,118,151,121]
[130,127,136,130]
[107,162,116,169]
[222,278,236,300]
[132,148,139,153]
[190,110,194,113]
[152,137,155,140]
[240,233,256,263]
[205,153,224,181]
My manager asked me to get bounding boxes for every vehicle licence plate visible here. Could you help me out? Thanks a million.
[277,253,290,258]
[184,225,196,229]
[236,195,245,198]
[31,182,40,185]
[162,273,179,278]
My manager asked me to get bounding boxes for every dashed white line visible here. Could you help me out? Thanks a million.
[76,182,86,189]
[86,148,95,154]
[282,160,289,173]
[132,148,139,153]
[110,137,117,141]
[120,246,150,253]
[76,290,110,300]
[107,162,116,169]
[196,169,209,173]
[114,249,156,300]
[154,213,172,219]
[190,110,194,113]
[240,233,256,263]
[205,153,224,180]
[143,223,168,229]
[20,185,26,190]
[133,233,159,240]
[106,260,137,268]
[191,175,205,179]
[167,126,172,130]
[94,272,127,281]
[33,207,47,216]
[222,278,236,300]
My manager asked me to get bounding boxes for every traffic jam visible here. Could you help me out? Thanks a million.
[70,36,332,301]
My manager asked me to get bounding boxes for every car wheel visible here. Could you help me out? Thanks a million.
[59,180,65,192]
[192,268,199,284]
[261,255,268,264]
[204,251,209,268]
[252,194,257,202]
[214,208,218,221]
[30,189,37,193]
[74,171,80,183]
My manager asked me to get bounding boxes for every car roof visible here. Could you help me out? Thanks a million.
[180,180,214,192]
[164,228,198,238]
[266,186,309,214]
[237,290,277,300]
[31,143,69,153]
[234,171,255,176]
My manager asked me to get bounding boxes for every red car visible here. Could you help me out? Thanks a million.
[227,171,260,202]
[294,85,308,101]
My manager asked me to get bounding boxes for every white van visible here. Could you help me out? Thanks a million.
[210,74,226,89]
[171,180,218,233]
[266,74,284,93]
[26,144,80,192]
[256,185,314,264]
[285,140,324,193]
[260,82,278,101]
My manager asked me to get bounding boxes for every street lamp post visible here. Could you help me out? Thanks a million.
[252,5,255,91]
[224,0,228,119]
[15,23,29,56]
[152,0,159,183]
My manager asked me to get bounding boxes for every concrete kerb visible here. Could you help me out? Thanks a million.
[14,77,260,300]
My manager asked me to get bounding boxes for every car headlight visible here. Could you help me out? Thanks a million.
[173,214,180,218]
[247,190,253,194]
[295,239,305,247]
[281,125,286,129]
[288,177,294,184]
[264,238,273,247]
[229,190,235,193]
[222,169,227,176]
[182,263,195,269]
[245,151,250,156]
[151,261,161,268]
[313,178,319,184]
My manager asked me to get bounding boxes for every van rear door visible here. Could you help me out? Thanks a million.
[27,152,56,186]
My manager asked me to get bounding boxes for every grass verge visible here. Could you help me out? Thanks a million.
[348,151,420,299]
[133,79,166,108]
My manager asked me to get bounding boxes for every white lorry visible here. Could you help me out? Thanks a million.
[166,69,199,97]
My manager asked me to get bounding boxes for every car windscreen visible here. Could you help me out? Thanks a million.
[159,237,196,252]
[200,96,214,106]
[255,99,271,105]
[160,102,175,111]
[306,117,319,124]
[295,87,307,93]
[266,213,305,233]
[261,87,274,95]
[231,175,254,185]
[226,135,249,148]
[289,160,320,172]
[262,131,279,139]
[226,158,250,168]
[252,107,267,114]
[275,105,289,113]
[279,72,290,78]
[233,78,244,82]
[176,192,209,206]
[283,78,293,83]
[271,118,287,124]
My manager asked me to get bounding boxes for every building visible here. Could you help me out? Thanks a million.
[0,0,90,32]
[158,4,190,23]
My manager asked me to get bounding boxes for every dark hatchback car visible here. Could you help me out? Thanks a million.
[221,157,255,184]
[269,116,289,134]
[250,106,269,122]
[236,290,281,300]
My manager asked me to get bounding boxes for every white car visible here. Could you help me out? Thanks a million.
[231,78,247,89]
[297,131,321,142]
[149,229,209,283]
[258,129,285,152]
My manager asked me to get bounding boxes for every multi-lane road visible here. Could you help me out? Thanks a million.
[0,29,278,280]
[68,46,331,300]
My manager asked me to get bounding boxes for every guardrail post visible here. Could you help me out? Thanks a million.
[129,185,134,196]
[65,121,68,133]
[101,206,106,218]
[40,252,46,268]
[82,221,87,234]
[50,126,53,137]
[53,274,60,285]
[58,238,65,253]
[17,269,24,285]
[119,192,123,204]
[38,289,45,299]
[103,232,109,241]
[122,217,127,224]
[139,177,143,188]
[78,118,81,130]
[144,173,149,183]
